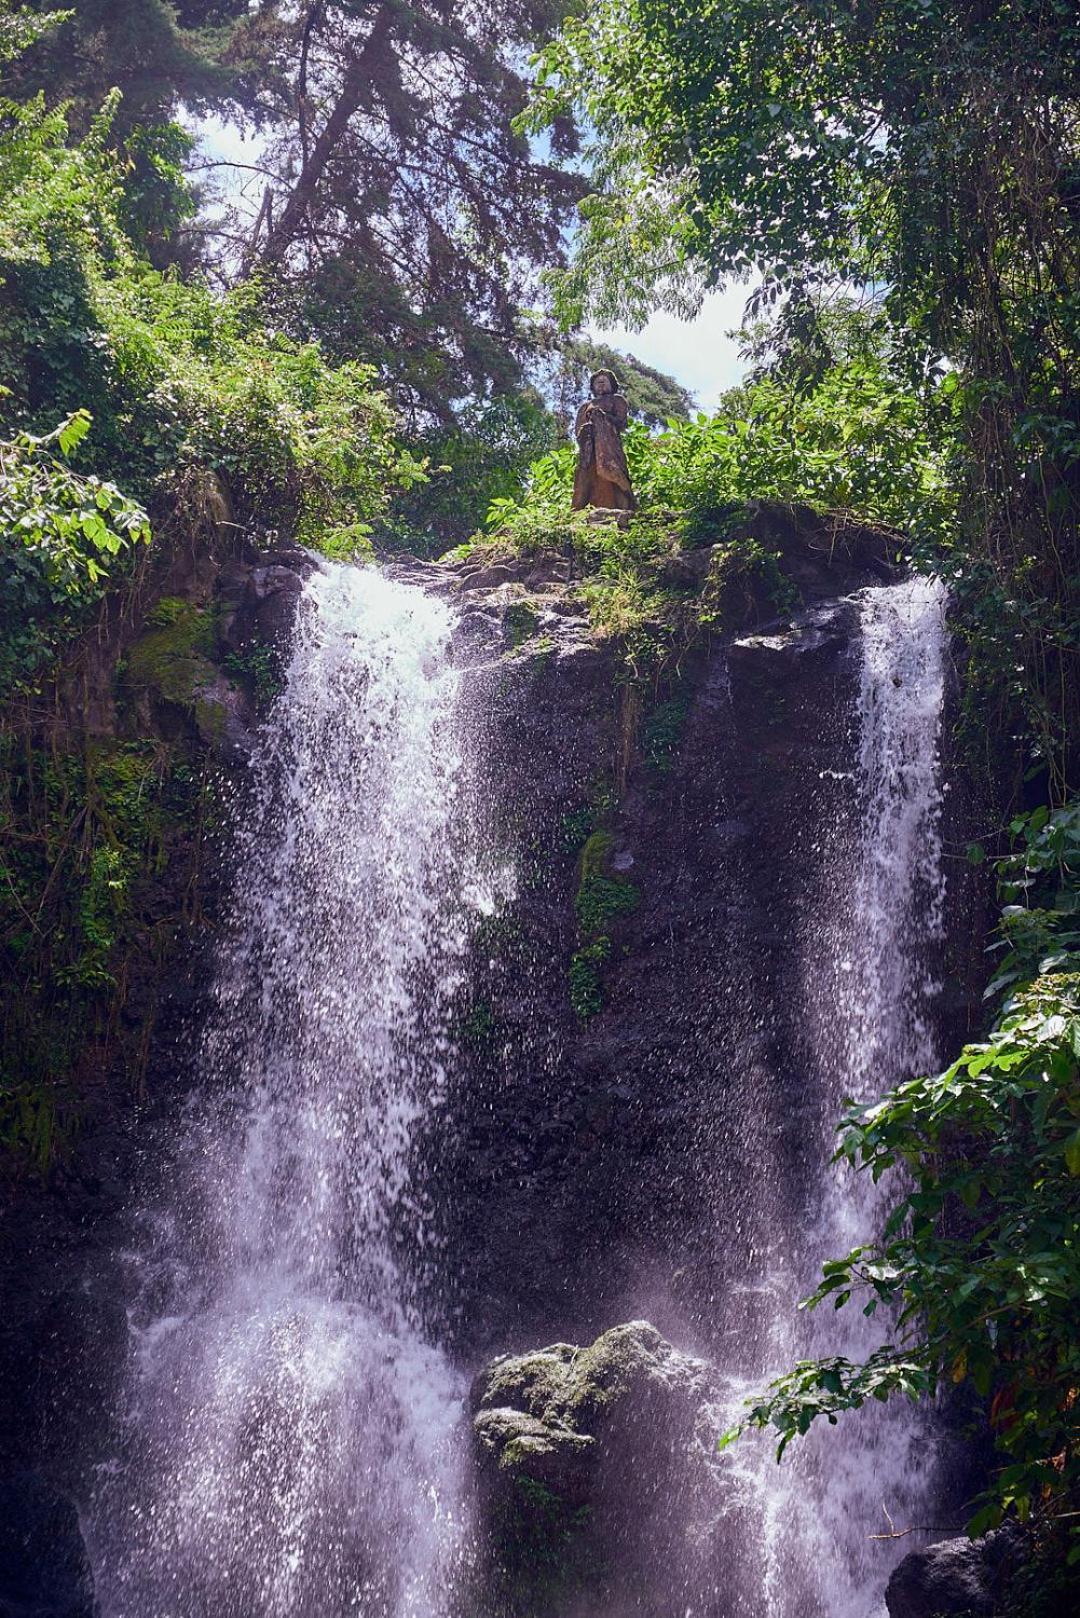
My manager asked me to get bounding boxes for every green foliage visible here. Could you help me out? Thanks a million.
[244,0,584,415]
[552,337,695,428]
[491,310,949,544]
[568,937,611,1020]
[223,644,281,710]
[575,830,639,934]
[987,804,1080,1001]
[0,410,150,690]
[5,1,255,136]
[642,696,689,775]
[0,82,424,688]
[525,0,1080,787]
[567,830,638,1019]
[474,309,943,683]
[389,393,562,555]
[0,733,206,1173]
[114,121,197,261]
[722,805,1080,1546]
[66,268,425,551]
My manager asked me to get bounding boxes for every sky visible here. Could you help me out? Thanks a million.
[591,288,751,413]
[196,119,751,410]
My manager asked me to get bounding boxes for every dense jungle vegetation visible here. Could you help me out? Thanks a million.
[0,0,1077,1604]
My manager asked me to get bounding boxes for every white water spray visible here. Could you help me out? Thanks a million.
[90,564,471,1618]
[717,576,949,1618]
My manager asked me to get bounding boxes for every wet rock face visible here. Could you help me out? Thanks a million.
[884,1529,1020,1618]
[469,1321,720,1617]
[0,540,314,1487]
[0,1474,97,1617]
[422,510,991,1358]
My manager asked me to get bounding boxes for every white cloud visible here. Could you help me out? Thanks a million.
[591,283,754,413]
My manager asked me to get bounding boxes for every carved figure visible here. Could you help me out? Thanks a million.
[571,369,636,512]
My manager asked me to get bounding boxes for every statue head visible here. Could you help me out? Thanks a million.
[589,368,620,397]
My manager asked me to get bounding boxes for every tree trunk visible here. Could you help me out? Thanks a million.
[259,2,395,267]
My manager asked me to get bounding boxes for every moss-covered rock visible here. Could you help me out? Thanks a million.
[126,601,219,709]
[470,1321,719,1616]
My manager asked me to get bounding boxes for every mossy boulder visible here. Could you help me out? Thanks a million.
[126,598,253,760]
[127,599,219,708]
[470,1321,719,1615]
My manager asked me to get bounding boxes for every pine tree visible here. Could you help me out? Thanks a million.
[6,0,259,131]
[246,0,584,416]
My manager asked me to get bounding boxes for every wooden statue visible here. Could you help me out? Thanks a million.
[571,369,636,512]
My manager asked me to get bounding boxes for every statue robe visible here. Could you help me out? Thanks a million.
[572,393,636,511]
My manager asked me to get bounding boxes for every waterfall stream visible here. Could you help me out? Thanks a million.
[719,576,949,1618]
[90,564,471,1618]
[84,565,950,1617]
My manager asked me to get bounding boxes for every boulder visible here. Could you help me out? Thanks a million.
[885,1528,1019,1618]
[0,1474,96,1617]
[470,1320,719,1615]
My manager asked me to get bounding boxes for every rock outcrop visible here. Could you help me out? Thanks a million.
[885,1529,1021,1618]
[0,1474,97,1617]
[0,503,998,1614]
[0,535,313,1491]
[413,507,990,1357]
[470,1320,721,1616]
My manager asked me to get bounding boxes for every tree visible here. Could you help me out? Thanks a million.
[241,0,585,416]
[524,0,1080,788]
[552,337,695,427]
[387,388,562,553]
[4,1,260,132]
[7,1,586,415]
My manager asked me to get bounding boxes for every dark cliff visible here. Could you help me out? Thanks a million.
[0,506,996,1615]
[409,510,992,1361]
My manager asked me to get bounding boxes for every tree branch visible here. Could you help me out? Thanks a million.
[259,1,396,268]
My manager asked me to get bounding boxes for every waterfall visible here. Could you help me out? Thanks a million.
[89,563,471,1618]
[717,575,949,1618]
[80,561,952,1618]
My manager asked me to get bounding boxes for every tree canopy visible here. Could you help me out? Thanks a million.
[236,0,583,414]
[525,0,1080,787]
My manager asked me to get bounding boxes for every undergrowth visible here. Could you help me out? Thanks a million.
[0,730,208,1174]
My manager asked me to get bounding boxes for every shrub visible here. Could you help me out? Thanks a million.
[722,806,1080,1554]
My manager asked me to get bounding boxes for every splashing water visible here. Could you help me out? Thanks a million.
[90,564,471,1618]
[846,575,948,1094]
[715,576,949,1618]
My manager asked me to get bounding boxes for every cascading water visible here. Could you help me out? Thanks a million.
[717,576,949,1618]
[89,563,471,1618]
[78,557,953,1618]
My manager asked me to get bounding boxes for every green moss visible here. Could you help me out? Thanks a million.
[0,736,204,1175]
[460,999,496,1046]
[480,1347,577,1417]
[506,599,541,650]
[575,831,639,935]
[579,828,614,879]
[144,595,191,627]
[569,937,611,1019]
[127,602,218,707]
[643,695,690,775]
[194,696,227,746]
